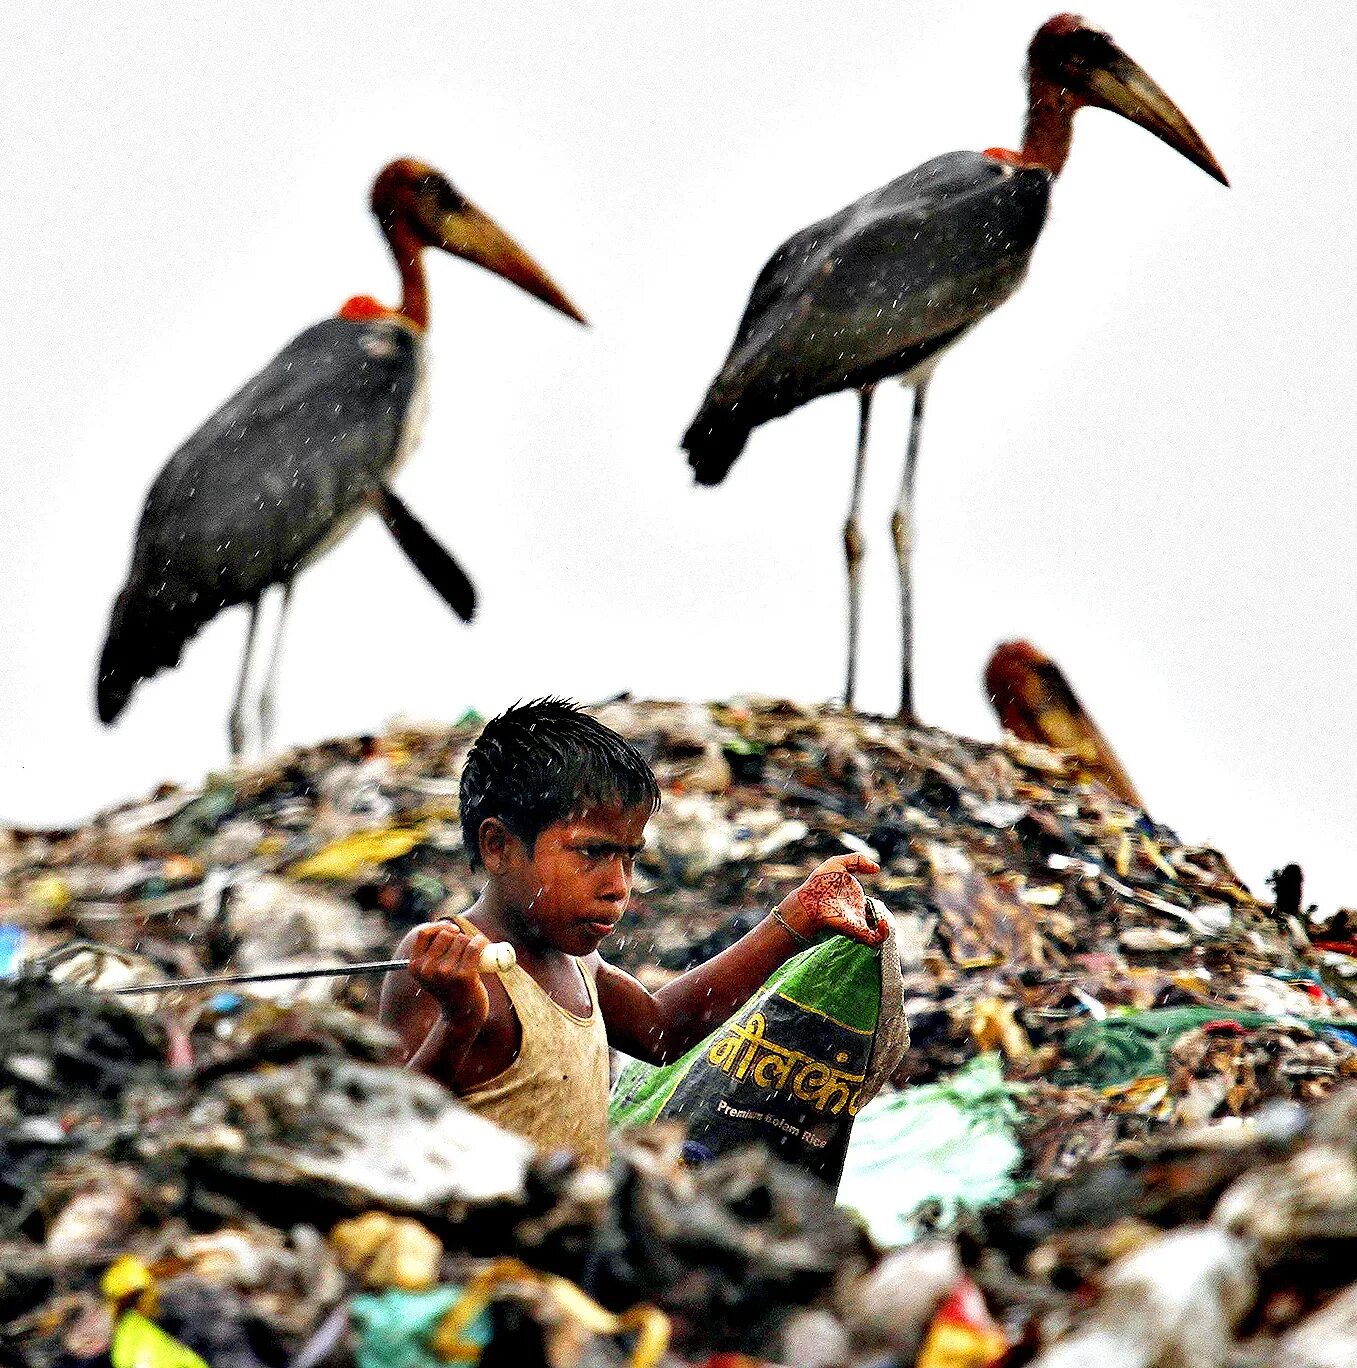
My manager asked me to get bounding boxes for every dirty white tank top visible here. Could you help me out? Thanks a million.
[454,918,611,1168]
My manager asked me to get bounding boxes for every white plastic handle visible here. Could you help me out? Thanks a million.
[479,942,517,974]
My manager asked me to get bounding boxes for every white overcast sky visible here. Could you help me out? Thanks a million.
[3,1,1354,910]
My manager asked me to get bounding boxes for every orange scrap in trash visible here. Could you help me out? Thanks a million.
[916,1276,1008,1368]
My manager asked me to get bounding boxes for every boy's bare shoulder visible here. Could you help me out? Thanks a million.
[587,951,649,1010]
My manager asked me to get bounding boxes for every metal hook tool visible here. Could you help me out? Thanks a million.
[111,941,516,995]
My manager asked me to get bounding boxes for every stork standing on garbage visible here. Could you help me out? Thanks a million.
[97,158,585,759]
[681,15,1228,719]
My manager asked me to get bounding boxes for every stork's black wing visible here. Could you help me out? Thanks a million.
[683,152,1053,483]
[373,483,476,623]
[98,316,421,722]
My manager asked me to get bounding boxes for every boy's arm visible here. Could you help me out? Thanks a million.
[594,852,884,1065]
[378,920,496,1082]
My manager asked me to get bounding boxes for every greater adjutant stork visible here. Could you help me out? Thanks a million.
[682,15,1227,719]
[98,158,584,757]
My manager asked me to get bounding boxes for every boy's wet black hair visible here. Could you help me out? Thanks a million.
[459,697,661,870]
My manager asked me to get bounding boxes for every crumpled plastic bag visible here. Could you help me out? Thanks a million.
[915,1275,1008,1368]
[351,1286,491,1368]
[351,1261,669,1368]
[289,825,428,881]
[111,1311,211,1368]
[1060,1008,1344,1092]
[103,1258,211,1368]
[837,1054,1025,1246]
[331,1212,443,1291]
[1028,1227,1254,1368]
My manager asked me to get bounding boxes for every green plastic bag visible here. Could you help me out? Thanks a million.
[837,1053,1025,1247]
[1057,1007,1347,1091]
[610,919,906,1188]
[350,1286,493,1368]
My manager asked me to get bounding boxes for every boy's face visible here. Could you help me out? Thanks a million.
[489,802,649,956]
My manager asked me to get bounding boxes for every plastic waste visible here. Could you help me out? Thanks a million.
[289,825,429,881]
[1028,1227,1254,1368]
[352,1259,669,1368]
[838,1054,1024,1245]
[843,1241,963,1358]
[351,1285,489,1368]
[8,696,1357,1365]
[1061,1008,1349,1092]
[914,1276,1008,1368]
[104,1258,210,1368]
[779,1308,851,1368]
[0,924,20,976]
[331,1212,444,1291]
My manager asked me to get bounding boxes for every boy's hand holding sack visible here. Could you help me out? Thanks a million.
[772,854,892,949]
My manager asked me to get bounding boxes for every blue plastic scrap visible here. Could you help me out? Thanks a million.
[0,926,22,979]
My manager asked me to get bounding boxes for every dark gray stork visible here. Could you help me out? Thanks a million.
[98,158,584,757]
[682,15,1227,719]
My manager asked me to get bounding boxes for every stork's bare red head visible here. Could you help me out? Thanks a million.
[1028,14,1118,84]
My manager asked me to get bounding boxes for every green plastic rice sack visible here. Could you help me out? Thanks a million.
[609,910,907,1188]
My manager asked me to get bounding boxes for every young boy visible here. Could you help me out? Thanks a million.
[379,698,885,1166]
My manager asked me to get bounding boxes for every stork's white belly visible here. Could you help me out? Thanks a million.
[301,333,430,569]
[898,335,960,390]
[385,334,431,480]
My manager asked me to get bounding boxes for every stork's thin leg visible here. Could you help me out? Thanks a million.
[892,379,930,722]
[257,580,294,755]
[229,599,263,761]
[843,385,875,710]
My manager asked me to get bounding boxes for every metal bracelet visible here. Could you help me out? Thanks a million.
[771,906,814,947]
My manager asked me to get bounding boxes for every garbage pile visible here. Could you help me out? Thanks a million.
[2,968,879,1364]
[6,696,1357,1365]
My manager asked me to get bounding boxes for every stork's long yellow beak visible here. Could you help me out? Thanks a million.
[1083,43,1229,186]
[432,201,587,325]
